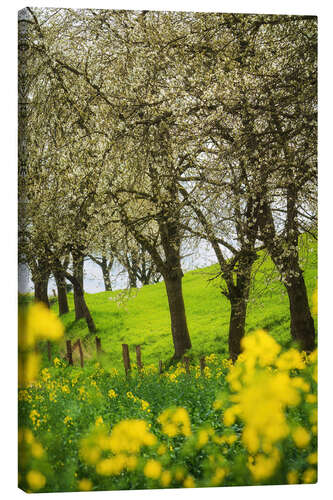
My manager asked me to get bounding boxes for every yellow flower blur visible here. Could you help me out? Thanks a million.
[26,470,46,491]
[292,426,311,448]
[158,407,191,437]
[78,478,93,491]
[144,459,162,479]
[18,302,64,387]
[24,302,64,347]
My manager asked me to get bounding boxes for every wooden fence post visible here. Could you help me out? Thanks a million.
[47,341,52,363]
[66,340,73,366]
[136,345,143,370]
[200,356,206,375]
[122,344,131,376]
[95,336,102,356]
[77,339,84,368]
[184,356,190,375]
[159,360,163,374]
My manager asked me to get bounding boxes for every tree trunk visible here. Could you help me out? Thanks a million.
[34,278,49,308]
[227,259,253,362]
[101,257,112,291]
[164,275,192,359]
[128,268,137,288]
[54,274,69,315]
[67,252,96,333]
[285,272,315,352]
[72,281,96,333]
[228,295,248,362]
[259,199,316,352]
[73,254,85,320]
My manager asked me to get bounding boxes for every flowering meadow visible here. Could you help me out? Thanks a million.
[18,303,317,493]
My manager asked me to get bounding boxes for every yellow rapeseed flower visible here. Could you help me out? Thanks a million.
[223,406,237,427]
[96,455,127,476]
[95,416,104,427]
[309,349,317,364]
[276,349,305,371]
[160,470,172,487]
[291,377,310,392]
[18,390,32,402]
[108,389,117,399]
[31,442,44,458]
[242,426,260,454]
[19,352,40,386]
[241,329,281,368]
[158,407,191,437]
[213,399,223,410]
[24,428,34,445]
[141,399,150,411]
[108,420,157,454]
[144,459,162,479]
[306,394,317,404]
[157,444,167,455]
[307,452,317,465]
[310,408,317,424]
[53,357,61,367]
[26,470,46,491]
[78,478,93,491]
[287,470,298,484]
[196,429,209,448]
[183,475,195,488]
[225,433,237,445]
[80,441,101,465]
[232,372,296,453]
[247,449,280,481]
[25,302,64,346]
[126,455,138,471]
[64,416,73,426]
[302,468,317,484]
[211,467,227,486]
[29,409,40,427]
[292,426,311,448]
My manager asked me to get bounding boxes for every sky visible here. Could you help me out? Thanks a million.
[18,240,217,294]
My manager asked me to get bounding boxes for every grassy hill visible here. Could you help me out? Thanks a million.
[53,235,317,372]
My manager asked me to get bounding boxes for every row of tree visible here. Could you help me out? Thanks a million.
[18,8,317,360]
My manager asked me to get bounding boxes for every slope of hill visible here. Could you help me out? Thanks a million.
[56,235,317,371]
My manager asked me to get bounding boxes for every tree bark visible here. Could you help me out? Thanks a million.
[227,257,254,362]
[259,199,316,352]
[228,294,248,362]
[34,277,49,308]
[73,253,85,320]
[273,257,315,352]
[68,252,96,333]
[128,267,137,288]
[164,274,192,359]
[54,273,69,315]
[101,256,112,291]
[285,272,315,352]
[72,280,96,333]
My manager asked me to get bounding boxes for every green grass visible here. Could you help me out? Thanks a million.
[51,235,317,372]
